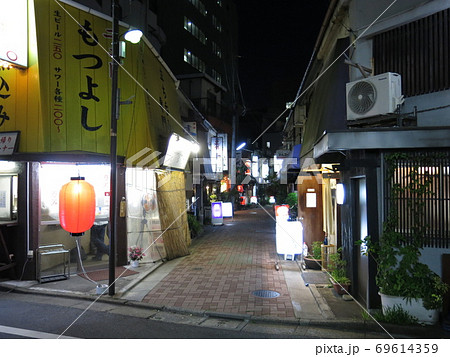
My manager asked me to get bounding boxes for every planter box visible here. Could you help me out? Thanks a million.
[304,257,322,270]
[380,293,439,325]
[333,282,350,295]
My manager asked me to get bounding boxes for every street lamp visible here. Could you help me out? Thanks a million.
[109,1,142,295]
[123,28,143,44]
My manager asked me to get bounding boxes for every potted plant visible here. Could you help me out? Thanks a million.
[328,247,351,295]
[128,246,145,268]
[362,153,448,324]
[187,213,203,239]
[303,241,322,270]
[285,192,298,220]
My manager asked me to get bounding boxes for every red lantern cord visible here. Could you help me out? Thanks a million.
[59,177,96,236]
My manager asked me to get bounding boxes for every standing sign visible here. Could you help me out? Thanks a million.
[211,201,223,226]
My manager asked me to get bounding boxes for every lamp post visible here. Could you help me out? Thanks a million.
[108,0,119,296]
[109,1,143,296]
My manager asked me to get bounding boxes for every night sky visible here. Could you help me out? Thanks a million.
[235,1,330,143]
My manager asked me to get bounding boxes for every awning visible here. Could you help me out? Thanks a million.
[288,144,302,170]
[314,127,450,159]
[280,144,302,183]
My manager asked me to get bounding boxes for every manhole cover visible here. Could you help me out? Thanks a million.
[252,290,280,298]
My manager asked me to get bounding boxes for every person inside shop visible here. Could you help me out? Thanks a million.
[90,219,109,261]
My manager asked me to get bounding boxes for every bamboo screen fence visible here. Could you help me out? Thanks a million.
[156,171,191,259]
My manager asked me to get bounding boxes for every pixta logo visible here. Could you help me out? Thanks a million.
[125,148,172,188]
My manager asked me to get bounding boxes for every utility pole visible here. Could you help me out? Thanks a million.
[109,0,119,296]
[230,52,238,191]
[230,102,237,188]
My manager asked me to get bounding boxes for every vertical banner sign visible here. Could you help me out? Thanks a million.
[0,74,11,131]
[158,67,173,136]
[0,0,28,67]
[210,134,228,173]
[212,136,223,172]
[140,30,184,154]
[35,0,111,153]
[0,1,183,157]
[218,133,228,171]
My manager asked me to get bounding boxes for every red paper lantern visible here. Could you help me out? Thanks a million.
[59,177,95,236]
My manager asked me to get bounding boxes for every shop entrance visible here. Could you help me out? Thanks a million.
[0,162,20,279]
[38,163,111,279]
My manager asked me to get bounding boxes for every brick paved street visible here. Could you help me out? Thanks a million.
[142,207,296,318]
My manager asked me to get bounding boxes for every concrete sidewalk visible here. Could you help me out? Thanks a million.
[1,207,449,338]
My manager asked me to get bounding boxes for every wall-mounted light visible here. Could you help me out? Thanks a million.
[119,28,143,58]
[236,142,246,151]
[336,183,345,205]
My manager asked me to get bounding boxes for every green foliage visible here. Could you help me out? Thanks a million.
[371,306,419,325]
[264,172,287,205]
[285,192,298,218]
[328,247,351,285]
[220,189,239,203]
[311,241,322,260]
[285,192,298,208]
[187,214,203,237]
[362,153,449,310]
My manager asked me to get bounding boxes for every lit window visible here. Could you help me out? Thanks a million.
[212,15,222,32]
[184,17,206,45]
[188,0,207,16]
[184,49,205,73]
[212,69,222,84]
[212,41,222,58]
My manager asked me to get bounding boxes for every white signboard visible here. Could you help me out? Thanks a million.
[0,0,28,67]
[210,133,228,173]
[0,132,19,155]
[252,155,259,177]
[163,134,192,170]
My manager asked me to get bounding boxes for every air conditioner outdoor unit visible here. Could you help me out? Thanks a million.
[346,72,404,121]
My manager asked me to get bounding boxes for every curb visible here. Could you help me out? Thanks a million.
[115,261,164,297]
[2,283,448,338]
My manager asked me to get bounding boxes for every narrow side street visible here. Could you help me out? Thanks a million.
[140,207,296,318]
[2,207,449,339]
